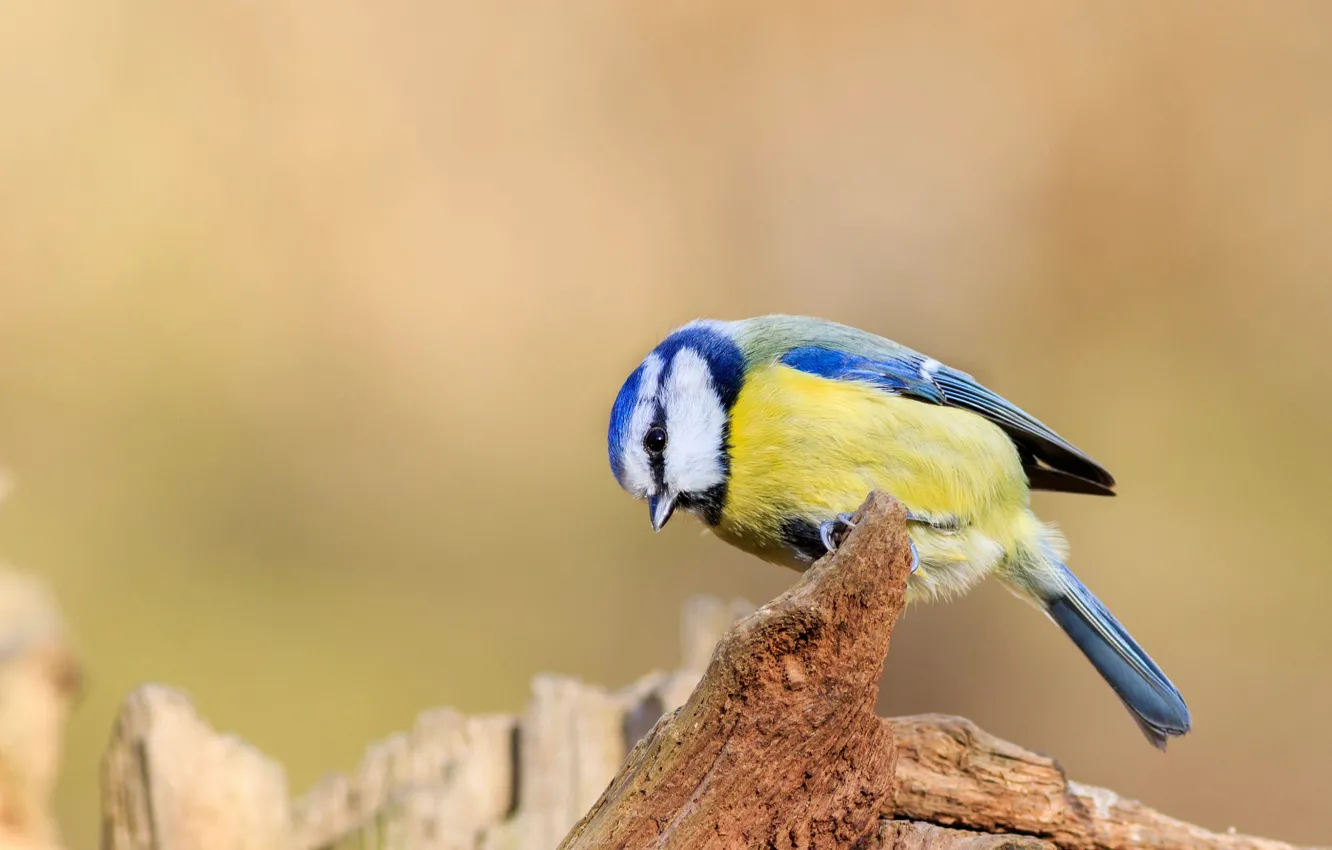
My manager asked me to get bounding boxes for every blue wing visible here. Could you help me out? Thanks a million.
[779,346,1116,495]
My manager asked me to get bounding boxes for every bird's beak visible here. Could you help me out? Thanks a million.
[648,493,676,532]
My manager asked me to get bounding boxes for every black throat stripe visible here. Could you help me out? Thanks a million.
[678,481,727,528]
[779,517,827,564]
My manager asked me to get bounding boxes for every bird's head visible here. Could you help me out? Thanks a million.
[607,320,744,532]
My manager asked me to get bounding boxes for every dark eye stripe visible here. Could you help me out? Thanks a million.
[647,406,667,490]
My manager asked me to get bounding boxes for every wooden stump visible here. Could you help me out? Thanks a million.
[556,492,1324,850]
[95,491,1324,850]
[559,491,913,849]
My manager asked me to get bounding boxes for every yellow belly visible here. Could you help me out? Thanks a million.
[714,364,1040,597]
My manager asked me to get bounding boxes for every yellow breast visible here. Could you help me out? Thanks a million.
[716,363,1031,563]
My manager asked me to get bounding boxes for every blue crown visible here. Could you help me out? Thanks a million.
[607,323,744,486]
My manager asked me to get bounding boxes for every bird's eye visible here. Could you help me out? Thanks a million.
[644,426,667,456]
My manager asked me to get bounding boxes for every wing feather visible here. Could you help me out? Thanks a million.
[772,340,1115,495]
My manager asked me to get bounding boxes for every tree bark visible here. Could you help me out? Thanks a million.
[887,714,1308,850]
[559,491,913,849]
[558,492,1324,850]
[95,492,1323,850]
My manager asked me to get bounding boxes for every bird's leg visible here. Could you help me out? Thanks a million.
[906,509,964,535]
[819,512,920,574]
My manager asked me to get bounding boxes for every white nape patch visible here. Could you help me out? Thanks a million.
[619,353,664,498]
[661,348,727,495]
[919,357,942,381]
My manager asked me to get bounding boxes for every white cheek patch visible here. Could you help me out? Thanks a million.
[619,353,663,497]
[661,349,727,494]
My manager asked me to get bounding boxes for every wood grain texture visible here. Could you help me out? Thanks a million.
[551,492,1323,850]
[887,715,1320,850]
[878,821,1054,849]
[889,715,1073,836]
[290,707,515,850]
[559,491,915,850]
[94,493,1324,850]
[100,685,290,850]
[98,601,754,850]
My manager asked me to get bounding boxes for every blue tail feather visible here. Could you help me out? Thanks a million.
[1046,563,1191,749]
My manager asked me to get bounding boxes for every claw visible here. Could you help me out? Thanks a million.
[820,509,921,576]
[819,521,837,552]
[819,513,858,553]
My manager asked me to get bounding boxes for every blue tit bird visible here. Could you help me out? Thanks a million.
[607,315,1190,749]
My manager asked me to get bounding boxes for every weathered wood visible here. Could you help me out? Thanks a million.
[290,708,516,850]
[273,597,755,850]
[491,674,633,849]
[99,685,291,850]
[552,492,1323,850]
[91,592,756,850]
[93,491,1321,850]
[878,821,1054,849]
[559,491,914,850]
[890,715,1073,836]
[887,714,1318,850]
[98,683,1321,850]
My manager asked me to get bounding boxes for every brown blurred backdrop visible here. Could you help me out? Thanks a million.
[1,1,1330,846]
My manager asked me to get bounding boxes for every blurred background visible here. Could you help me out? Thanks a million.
[1,0,1330,846]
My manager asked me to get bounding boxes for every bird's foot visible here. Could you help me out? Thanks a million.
[819,513,858,552]
[820,512,921,575]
